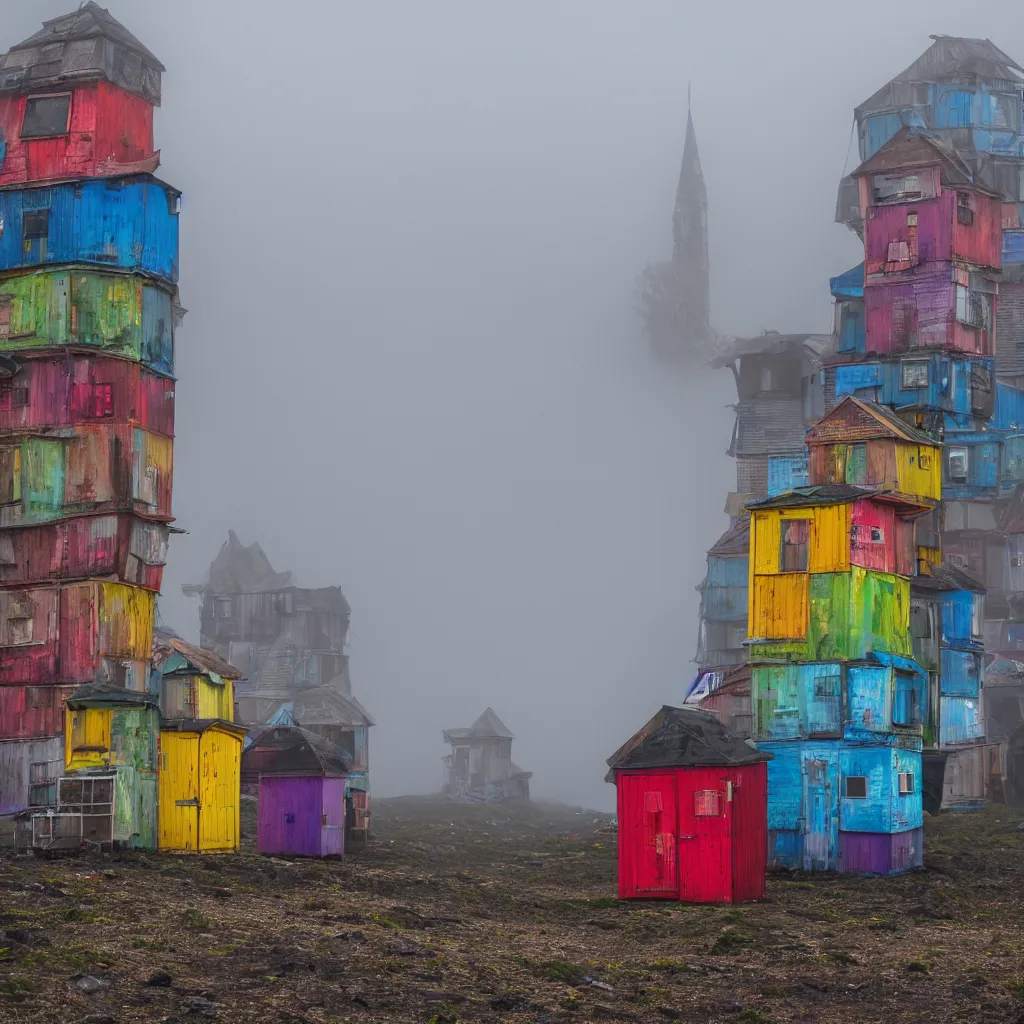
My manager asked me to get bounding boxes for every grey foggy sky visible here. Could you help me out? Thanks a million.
[4,0,1022,808]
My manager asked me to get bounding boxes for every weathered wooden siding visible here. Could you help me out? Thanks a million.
[159,726,242,853]
[750,505,851,577]
[864,265,994,356]
[0,177,178,282]
[0,269,174,375]
[0,736,62,813]
[160,674,233,721]
[0,82,156,187]
[939,695,983,744]
[0,355,174,436]
[864,190,1002,272]
[838,746,922,833]
[0,425,173,525]
[0,515,168,591]
[0,684,75,740]
[0,580,153,686]
[257,775,329,857]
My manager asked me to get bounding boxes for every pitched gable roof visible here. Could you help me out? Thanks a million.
[708,518,750,558]
[852,127,977,186]
[207,530,294,594]
[604,705,770,782]
[153,630,243,680]
[444,707,514,743]
[243,725,347,778]
[805,395,937,446]
[857,36,1024,121]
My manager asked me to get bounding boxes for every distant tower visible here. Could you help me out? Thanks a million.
[637,88,713,361]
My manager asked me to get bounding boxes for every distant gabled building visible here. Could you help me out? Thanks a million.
[443,708,531,802]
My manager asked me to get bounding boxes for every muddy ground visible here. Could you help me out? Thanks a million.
[1,796,1023,1023]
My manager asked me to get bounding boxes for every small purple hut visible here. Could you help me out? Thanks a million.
[243,726,349,858]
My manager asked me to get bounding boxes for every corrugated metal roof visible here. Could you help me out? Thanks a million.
[866,651,927,679]
[747,483,931,513]
[161,718,248,737]
[830,262,865,299]
[243,725,349,777]
[856,36,1024,120]
[806,395,936,446]
[606,705,771,779]
[852,128,981,187]
[911,562,986,593]
[713,332,832,367]
[707,518,750,557]
[66,684,158,709]
[152,631,243,680]
[0,1,164,104]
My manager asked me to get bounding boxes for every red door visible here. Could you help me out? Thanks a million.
[619,773,678,896]
[677,768,733,903]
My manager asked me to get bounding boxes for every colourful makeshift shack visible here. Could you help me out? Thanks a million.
[443,708,532,802]
[60,684,160,849]
[606,705,771,903]
[153,631,240,723]
[158,719,246,854]
[243,725,348,857]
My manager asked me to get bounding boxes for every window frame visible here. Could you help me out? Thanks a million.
[20,92,72,140]
[947,446,969,484]
[898,772,915,795]
[844,776,868,799]
[779,518,811,574]
[901,359,930,390]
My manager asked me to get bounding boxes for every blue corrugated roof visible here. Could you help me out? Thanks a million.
[830,262,864,299]
[867,651,926,679]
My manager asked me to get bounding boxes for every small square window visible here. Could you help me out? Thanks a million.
[901,361,929,389]
[21,94,71,139]
[898,772,915,795]
[694,790,720,816]
[887,240,910,262]
[813,673,839,698]
[845,776,868,799]
[948,447,969,483]
[23,209,49,240]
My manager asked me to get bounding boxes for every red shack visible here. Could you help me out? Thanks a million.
[606,705,772,904]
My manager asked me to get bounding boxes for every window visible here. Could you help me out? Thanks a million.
[0,387,29,412]
[214,596,232,618]
[873,173,922,202]
[760,366,773,392]
[957,192,974,226]
[779,519,810,572]
[844,776,868,799]
[919,451,932,470]
[25,686,46,708]
[73,382,113,419]
[8,614,32,645]
[956,285,991,329]
[972,596,984,639]
[910,601,932,639]
[21,94,71,138]
[694,790,720,816]
[22,210,49,242]
[901,361,929,389]
[898,772,915,795]
[947,447,969,483]
[887,240,910,262]
[813,673,839,698]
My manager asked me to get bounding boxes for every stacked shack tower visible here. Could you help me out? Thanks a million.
[0,5,178,827]
[828,36,1024,806]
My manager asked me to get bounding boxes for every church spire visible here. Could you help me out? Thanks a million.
[671,95,710,338]
[635,88,713,361]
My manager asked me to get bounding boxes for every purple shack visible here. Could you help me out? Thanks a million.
[242,726,348,857]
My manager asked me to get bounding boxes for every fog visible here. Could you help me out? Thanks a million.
[6,0,1023,809]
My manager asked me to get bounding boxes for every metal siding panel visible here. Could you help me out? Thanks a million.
[158,731,199,851]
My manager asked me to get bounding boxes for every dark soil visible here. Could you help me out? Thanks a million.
[1,796,1023,1022]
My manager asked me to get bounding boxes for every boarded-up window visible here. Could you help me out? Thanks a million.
[779,520,810,572]
[71,382,113,419]
[901,360,929,389]
[872,174,921,203]
[844,776,867,799]
[910,601,932,639]
[887,240,910,262]
[694,790,720,816]
[898,772,915,795]
[23,210,49,239]
[947,447,969,483]
[25,686,46,707]
[21,94,71,138]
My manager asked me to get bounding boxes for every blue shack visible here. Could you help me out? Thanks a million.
[831,263,864,355]
[694,518,749,675]
[0,175,179,283]
[753,653,925,875]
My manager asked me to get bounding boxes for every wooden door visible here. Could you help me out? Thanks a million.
[618,773,678,897]
[158,733,199,851]
[677,769,732,902]
[802,756,836,871]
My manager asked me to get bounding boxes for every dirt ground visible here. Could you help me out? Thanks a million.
[1,796,1024,1024]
